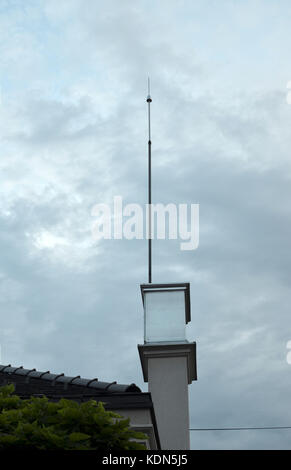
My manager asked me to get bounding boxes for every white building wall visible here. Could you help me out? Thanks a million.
[147,356,190,450]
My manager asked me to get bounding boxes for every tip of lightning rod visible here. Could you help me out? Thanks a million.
[147,76,152,102]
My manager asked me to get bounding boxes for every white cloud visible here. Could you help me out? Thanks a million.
[30,230,68,249]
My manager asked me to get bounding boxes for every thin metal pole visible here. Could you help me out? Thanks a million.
[147,78,152,283]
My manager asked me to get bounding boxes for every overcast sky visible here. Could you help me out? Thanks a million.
[1,0,291,450]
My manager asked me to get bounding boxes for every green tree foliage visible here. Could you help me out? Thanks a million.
[0,384,147,450]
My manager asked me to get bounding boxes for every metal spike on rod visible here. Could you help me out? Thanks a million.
[147,78,152,283]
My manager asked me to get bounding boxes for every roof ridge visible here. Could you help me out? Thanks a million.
[0,364,141,393]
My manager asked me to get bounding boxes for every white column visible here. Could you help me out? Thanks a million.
[138,342,196,450]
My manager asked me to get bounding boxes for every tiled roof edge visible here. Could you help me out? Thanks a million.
[0,364,141,393]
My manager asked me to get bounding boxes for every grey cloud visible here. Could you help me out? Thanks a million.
[1,0,291,450]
